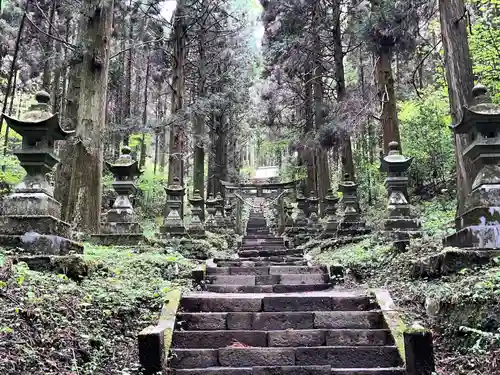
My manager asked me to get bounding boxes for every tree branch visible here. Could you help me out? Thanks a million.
[26,14,77,50]
[110,37,168,60]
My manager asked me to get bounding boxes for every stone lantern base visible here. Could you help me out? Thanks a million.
[0,214,83,255]
[90,207,145,246]
[338,220,371,237]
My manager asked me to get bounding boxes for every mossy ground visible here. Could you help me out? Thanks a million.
[309,196,500,374]
[0,243,198,375]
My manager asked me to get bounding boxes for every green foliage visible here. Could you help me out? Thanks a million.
[399,88,454,186]
[0,244,197,373]
[137,160,166,218]
[468,0,500,102]
[415,195,456,237]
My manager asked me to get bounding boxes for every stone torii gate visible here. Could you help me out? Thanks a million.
[220,180,299,235]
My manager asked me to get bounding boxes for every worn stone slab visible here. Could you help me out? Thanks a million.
[230,267,270,276]
[180,296,262,312]
[227,312,253,330]
[269,266,326,275]
[314,312,383,329]
[295,346,402,368]
[209,275,256,286]
[268,330,325,347]
[263,296,332,312]
[171,368,253,375]
[239,250,260,258]
[330,296,375,311]
[252,312,314,330]
[170,349,218,369]
[219,348,295,367]
[206,285,274,293]
[253,366,331,375]
[329,369,405,375]
[172,330,267,349]
[279,274,329,285]
[325,329,392,346]
[272,284,331,293]
[206,267,231,275]
[177,313,227,331]
[256,275,281,285]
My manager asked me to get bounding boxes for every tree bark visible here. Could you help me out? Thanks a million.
[64,0,114,233]
[168,0,187,185]
[438,0,475,218]
[139,53,150,169]
[376,47,401,154]
[41,0,57,90]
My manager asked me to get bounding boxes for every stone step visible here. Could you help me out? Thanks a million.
[206,266,327,276]
[170,346,402,369]
[330,369,405,375]
[172,329,393,348]
[169,367,405,375]
[215,260,309,267]
[207,274,330,286]
[206,284,332,293]
[179,294,377,313]
[238,250,302,258]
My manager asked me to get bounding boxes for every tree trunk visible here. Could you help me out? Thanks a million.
[438,0,475,218]
[168,0,187,185]
[41,0,57,89]
[64,0,114,233]
[303,66,315,195]
[123,2,133,145]
[333,0,355,181]
[193,1,207,201]
[139,54,150,169]
[0,0,28,135]
[376,47,401,154]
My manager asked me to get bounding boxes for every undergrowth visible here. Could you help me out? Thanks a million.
[0,244,197,375]
[308,195,500,375]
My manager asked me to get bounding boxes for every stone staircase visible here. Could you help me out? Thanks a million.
[165,210,407,374]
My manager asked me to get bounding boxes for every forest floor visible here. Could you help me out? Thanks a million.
[307,193,500,375]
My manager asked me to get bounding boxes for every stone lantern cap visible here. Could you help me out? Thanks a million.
[380,141,413,173]
[339,174,357,193]
[189,189,204,205]
[4,91,73,141]
[451,84,500,135]
[106,146,142,180]
[307,191,319,202]
[165,177,185,197]
[324,188,339,204]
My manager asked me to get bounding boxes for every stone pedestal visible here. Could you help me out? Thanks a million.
[338,174,370,237]
[160,177,186,237]
[443,85,500,249]
[187,190,205,238]
[289,192,310,247]
[214,192,226,228]
[91,147,145,246]
[307,192,322,235]
[204,194,218,232]
[321,188,340,238]
[381,142,421,250]
[0,91,82,256]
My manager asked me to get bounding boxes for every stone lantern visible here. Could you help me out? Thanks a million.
[294,192,309,227]
[205,193,218,231]
[444,84,500,249]
[307,191,322,233]
[160,177,185,236]
[187,189,205,238]
[380,141,421,249]
[338,173,370,236]
[91,146,144,245]
[224,200,234,230]
[321,188,340,238]
[214,192,226,227]
[0,91,82,255]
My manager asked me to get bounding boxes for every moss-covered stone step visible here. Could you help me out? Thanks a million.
[170,346,402,369]
[172,329,393,348]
